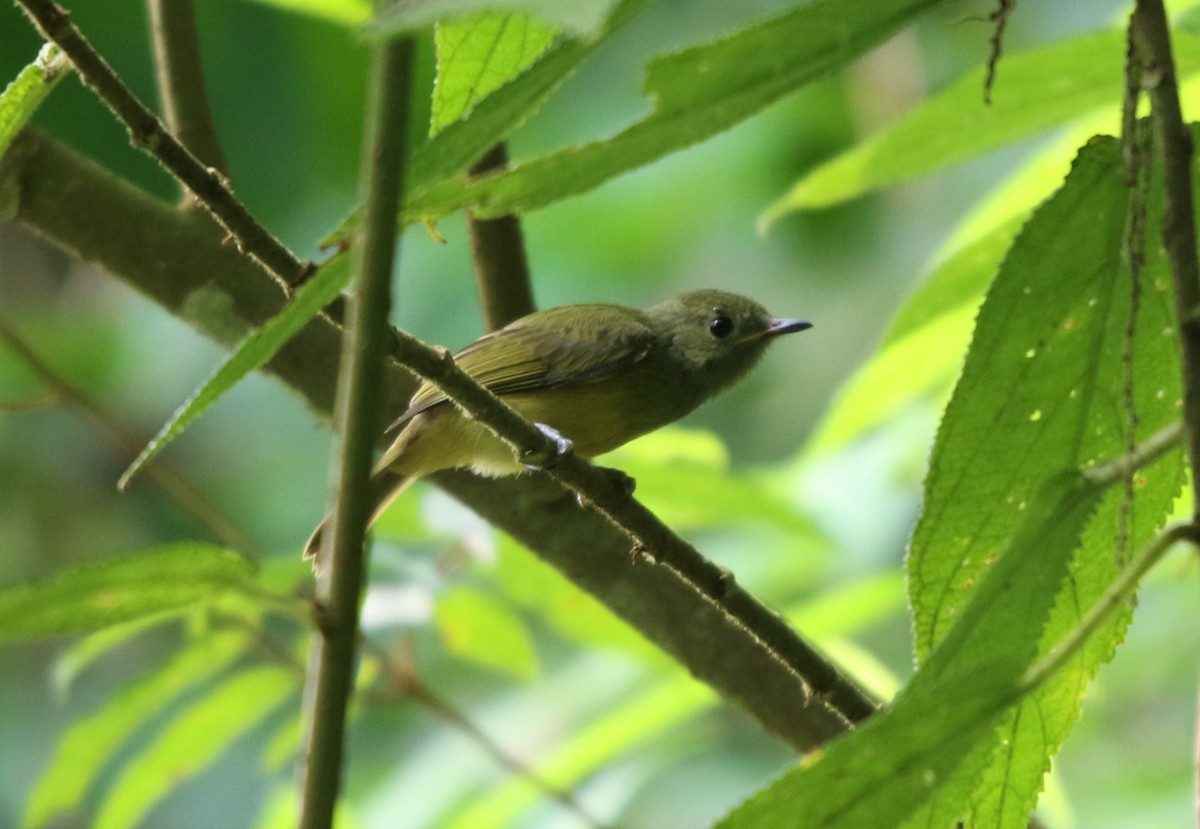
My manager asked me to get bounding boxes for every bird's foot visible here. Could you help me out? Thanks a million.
[521,422,574,470]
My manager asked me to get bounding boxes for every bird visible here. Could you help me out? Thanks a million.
[304,289,811,561]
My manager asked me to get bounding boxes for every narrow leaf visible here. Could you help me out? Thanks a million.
[323,0,653,247]
[94,665,296,829]
[0,43,71,163]
[118,253,351,489]
[238,0,371,25]
[25,630,250,828]
[760,27,1200,219]
[402,0,951,224]
[0,544,256,641]
[432,13,557,136]
[371,0,617,38]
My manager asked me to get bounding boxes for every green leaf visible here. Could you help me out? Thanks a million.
[323,0,653,247]
[238,0,371,25]
[94,665,296,829]
[432,13,558,136]
[759,26,1200,220]
[0,544,256,641]
[52,611,186,695]
[435,585,539,680]
[371,0,617,38]
[401,0,949,224]
[718,472,1104,829]
[0,44,71,164]
[24,630,250,828]
[118,253,352,490]
[906,134,1186,826]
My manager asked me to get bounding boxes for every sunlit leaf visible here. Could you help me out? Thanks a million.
[94,665,296,829]
[238,0,371,25]
[432,13,557,136]
[906,134,1186,826]
[372,0,616,38]
[393,0,950,225]
[118,254,351,490]
[323,0,653,247]
[24,631,250,828]
[759,27,1200,221]
[0,43,71,164]
[435,585,539,680]
[0,544,256,641]
[52,611,185,696]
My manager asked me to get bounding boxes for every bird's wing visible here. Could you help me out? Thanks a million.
[387,305,656,431]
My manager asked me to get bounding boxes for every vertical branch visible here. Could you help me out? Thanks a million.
[146,0,228,194]
[298,36,416,829]
[467,143,536,330]
[1131,1,1200,517]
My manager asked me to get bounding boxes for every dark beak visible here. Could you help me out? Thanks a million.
[763,318,813,337]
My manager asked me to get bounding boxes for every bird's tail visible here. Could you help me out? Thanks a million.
[302,467,415,563]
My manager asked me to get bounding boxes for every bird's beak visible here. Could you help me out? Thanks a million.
[763,318,813,338]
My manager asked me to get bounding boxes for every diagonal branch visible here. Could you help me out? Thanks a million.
[0,128,861,749]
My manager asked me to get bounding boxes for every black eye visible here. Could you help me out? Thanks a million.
[709,315,734,339]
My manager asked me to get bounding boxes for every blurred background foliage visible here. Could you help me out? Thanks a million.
[0,0,1197,827]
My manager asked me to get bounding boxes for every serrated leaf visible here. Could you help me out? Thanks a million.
[323,0,653,247]
[24,630,250,828]
[118,253,352,490]
[905,133,1186,827]
[372,0,616,38]
[400,0,950,225]
[0,44,71,164]
[718,472,1104,829]
[435,585,538,680]
[759,27,1200,220]
[94,665,296,829]
[0,544,256,641]
[432,13,558,136]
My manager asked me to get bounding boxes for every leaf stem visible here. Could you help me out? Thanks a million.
[298,35,416,829]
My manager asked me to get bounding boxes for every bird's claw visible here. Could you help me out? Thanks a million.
[521,423,574,470]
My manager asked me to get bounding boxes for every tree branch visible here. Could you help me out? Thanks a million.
[467,143,536,330]
[146,0,228,192]
[1131,0,1200,518]
[0,128,859,750]
[14,0,311,291]
[299,37,416,829]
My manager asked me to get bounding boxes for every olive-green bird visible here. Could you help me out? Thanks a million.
[304,289,810,561]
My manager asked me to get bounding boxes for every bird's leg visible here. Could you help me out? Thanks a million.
[521,422,574,470]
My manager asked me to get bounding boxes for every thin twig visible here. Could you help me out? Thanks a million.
[298,36,416,829]
[14,0,311,292]
[0,313,258,554]
[146,0,228,193]
[1131,0,1200,518]
[467,143,536,330]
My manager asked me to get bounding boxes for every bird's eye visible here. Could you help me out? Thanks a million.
[709,315,734,339]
